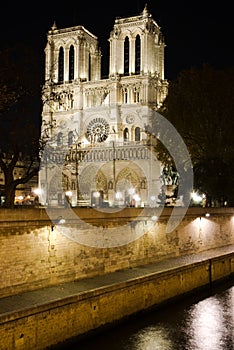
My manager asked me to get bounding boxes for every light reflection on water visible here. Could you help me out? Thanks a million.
[53,281,234,350]
[185,297,226,349]
[130,326,173,350]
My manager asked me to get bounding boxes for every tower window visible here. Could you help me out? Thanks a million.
[124,37,129,76]
[69,45,74,81]
[135,35,141,74]
[88,52,91,81]
[58,47,64,83]
[133,86,140,103]
[124,128,129,142]
[135,127,140,141]
[123,88,128,103]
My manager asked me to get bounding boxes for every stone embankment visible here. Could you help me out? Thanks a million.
[0,207,233,349]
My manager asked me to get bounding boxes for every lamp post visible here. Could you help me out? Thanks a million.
[75,143,80,205]
[45,150,49,206]
[112,141,116,194]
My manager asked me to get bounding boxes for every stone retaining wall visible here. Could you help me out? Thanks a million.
[0,207,234,298]
[0,252,233,350]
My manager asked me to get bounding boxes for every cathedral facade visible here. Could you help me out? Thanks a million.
[39,5,168,207]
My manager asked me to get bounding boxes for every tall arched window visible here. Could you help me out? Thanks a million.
[58,47,64,83]
[133,86,140,103]
[88,52,91,81]
[124,37,129,76]
[69,45,74,81]
[135,35,141,74]
[123,87,128,103]
[135,127,140,141]
[124,128,129,142]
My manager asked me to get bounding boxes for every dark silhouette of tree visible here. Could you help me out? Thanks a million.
[157,64,234,206]
[0,44,42,207]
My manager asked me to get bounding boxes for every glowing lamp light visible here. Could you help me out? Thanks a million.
[93,191,100,198]
[33,188,41,195]
[191,191,204,203]
[115,192,122,200]
[133,194,140,202]
[65,191,72,197]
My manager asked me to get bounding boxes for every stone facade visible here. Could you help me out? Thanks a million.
[39,5,168,207]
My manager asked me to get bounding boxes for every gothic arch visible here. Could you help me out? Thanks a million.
[119,29,132,40]
[116,167,140,192]
[65,38,77,49]
[132,28,143,38]
[96,170,108,192]
[55,38,66,48]
[79,165,107,197]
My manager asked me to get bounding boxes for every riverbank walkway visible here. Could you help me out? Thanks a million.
[0,244,234,321]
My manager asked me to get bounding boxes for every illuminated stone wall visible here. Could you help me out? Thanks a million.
[0,207,234,298]
[1,254,233,350]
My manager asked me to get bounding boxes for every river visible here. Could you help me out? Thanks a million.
[52,279,234,350]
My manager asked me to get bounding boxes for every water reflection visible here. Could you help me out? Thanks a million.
[185,297,227,349]
[130,326,173,350]
[53,281,234,350]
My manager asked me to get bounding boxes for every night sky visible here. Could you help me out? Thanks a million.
[0,0,233,80]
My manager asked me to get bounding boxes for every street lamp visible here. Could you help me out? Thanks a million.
[65,190,72,207]
[75,143,80,205]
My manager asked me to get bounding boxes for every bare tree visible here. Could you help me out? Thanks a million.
[0,44,42,207]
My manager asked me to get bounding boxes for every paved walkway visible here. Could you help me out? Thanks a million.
[0,245,234,320]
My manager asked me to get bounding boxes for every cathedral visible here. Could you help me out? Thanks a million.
[39,5,169,208]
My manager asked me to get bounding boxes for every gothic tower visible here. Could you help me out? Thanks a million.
[39,5,168,208]
[109,4,165,80]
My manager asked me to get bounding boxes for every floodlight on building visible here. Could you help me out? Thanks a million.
[115,192,122,200]
[93,191,100,198]
[33,188,41,195]
[133,194,140,202]
[191,191,203,203]
[65,191,72,197]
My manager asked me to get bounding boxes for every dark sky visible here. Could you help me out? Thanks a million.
[0,0,233,80]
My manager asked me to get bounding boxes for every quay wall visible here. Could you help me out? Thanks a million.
[0,207,234,298]
[0,252,233,350]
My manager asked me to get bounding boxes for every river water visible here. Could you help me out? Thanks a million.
[53,279,234,350]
